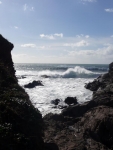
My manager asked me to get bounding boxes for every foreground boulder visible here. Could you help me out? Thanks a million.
[44,106,112,150]
[64,96,78,105]
[24,80,43,88]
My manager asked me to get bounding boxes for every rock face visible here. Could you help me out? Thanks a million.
[1,34,113,150]
[0,34,15,76]
[44,62,113,150]
[0,35,44,150]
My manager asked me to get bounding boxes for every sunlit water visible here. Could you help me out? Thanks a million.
[15,63,108,116]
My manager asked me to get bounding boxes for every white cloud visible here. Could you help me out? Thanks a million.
[40,33,63,40]
[111,35,113,38]
[21,44,36,48]
[68,45,113,57]
[0,1,2,4]
[105,8,113,12]
[40,34,55,40]
[14,26,18,29]
[54,33,63,38]
[81,0,97,3]
[23,4,34,12]
[30,7,34,11]
[76,34,90,38]
[23,4,28,11]
[64,40,89,48]
[85,35,90,38]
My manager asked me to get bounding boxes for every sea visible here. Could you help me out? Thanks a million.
[14,63,108,116]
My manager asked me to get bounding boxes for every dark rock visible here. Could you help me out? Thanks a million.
[44,143,59,150]
[80,106,113,149]
[85,79,101,91]
[51,99,60,105]
[58,105,68,109]
[17,75,26,79]
[0,34,16,77]
[0,35,44,150]
[64,96,78,105]
[62,100,96,117]
[24,80,43,88]
[41,75,50,78]
[21,75,26,79]
[109,62,113,72]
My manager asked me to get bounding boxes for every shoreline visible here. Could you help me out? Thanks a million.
[0,34,113,150]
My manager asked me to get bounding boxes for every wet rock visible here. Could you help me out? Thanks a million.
[41,75,50,78]
[85,79,101,91]
[62,100,96,117]
[58,105,68,109]
[17,75,26,79]
[64,97,78,105]
[24,80,43,88]
[51,99,60,105]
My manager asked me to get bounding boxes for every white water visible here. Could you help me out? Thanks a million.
[17,66,94,116]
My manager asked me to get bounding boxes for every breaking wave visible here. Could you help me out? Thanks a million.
[17,66,101,78]
[41,66,102,78]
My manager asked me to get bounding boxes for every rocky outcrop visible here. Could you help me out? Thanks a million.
[64,97,78,105]
[51,99,60,105]
[24,80,43,88]
[0,34,15,76]
[44,62,113,150]
[0,35,45,150]
[1,34,113,150]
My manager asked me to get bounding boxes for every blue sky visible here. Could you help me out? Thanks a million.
[0,0,113,64]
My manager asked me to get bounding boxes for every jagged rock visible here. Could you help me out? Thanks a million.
[64,96,78,105]
[44,107,112,150]
[0,35,44,150]
[0,34,15,76]
[79,106,113,149]
[24,80,43,88]
[85,79,101,91]
[109,62,113,72]
[62,100,96,117]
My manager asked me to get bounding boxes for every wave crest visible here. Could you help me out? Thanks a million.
[39,66,100,78]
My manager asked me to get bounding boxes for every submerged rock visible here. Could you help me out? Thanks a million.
[51,99,60,105]
[41,75,50,78]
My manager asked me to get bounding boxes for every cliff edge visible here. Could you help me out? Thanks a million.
[0,35,44,150]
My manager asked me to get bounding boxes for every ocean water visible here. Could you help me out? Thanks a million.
[14,63,108,116]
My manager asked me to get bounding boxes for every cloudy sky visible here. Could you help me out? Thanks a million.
[0,0,113,64]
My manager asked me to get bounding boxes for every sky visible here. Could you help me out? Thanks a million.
[0,0,113,64]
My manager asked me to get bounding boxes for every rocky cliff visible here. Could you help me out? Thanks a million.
[44,63,113,150]
[0,35,44,150]
[1,34,113,150]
